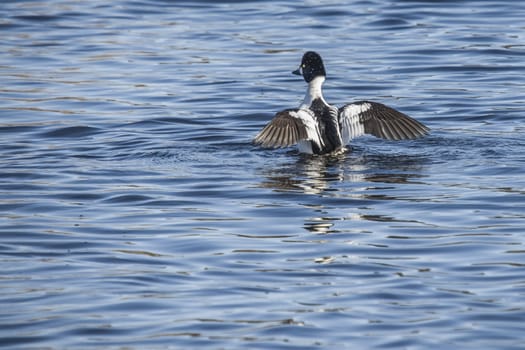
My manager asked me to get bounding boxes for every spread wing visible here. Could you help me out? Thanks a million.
[253,109,322,148]
[339,101,429,144]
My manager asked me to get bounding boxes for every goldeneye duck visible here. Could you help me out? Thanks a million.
[254,51,429,155]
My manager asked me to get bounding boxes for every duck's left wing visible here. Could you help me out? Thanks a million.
[339,101,429,144]
[253,108,320,149]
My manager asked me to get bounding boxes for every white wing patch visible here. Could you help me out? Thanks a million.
[295,109,323,146]
[339,102,371,144]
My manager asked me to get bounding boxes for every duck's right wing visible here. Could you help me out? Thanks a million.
[339,101,429,144]
[253,109,322,149]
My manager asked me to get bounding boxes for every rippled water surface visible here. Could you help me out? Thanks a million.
[1,1,525,349]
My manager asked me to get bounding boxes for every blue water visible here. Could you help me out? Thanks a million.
[1,1,525,349]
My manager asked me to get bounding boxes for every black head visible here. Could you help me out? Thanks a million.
[292,51,326,83]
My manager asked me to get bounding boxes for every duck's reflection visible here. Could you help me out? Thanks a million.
[258,149,426,194]
[257,152,355,195]
[256,148,428,232]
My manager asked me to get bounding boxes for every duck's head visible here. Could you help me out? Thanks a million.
[292,51,326,83]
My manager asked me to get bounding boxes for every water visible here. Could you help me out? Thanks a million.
[1,0,525,349]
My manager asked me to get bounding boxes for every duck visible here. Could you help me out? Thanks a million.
[253,51,429,155]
